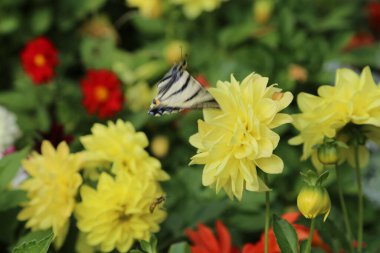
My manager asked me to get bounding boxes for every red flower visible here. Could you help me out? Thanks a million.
[195,74,211,88]
[80,69,124,118]
[367,2,380,34]
[242,212,331,253]
[185,220,240,253]
[20,36,58,85]
[344,33,375,51]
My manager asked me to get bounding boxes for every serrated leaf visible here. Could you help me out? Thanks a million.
[273,215,299,253]
[0,148,29,190]
[12,230,53,253]
[168,242,191,253]
[0,190,26,211]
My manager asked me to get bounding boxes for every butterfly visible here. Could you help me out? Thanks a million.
[148,59,220,116]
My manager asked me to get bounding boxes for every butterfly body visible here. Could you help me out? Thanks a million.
[148,60,219,116]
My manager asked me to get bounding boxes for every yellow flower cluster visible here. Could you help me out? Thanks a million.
[17,120,168,253]
[290,67,380,169]
[76,173,166,252]
[170,0,223,19]
[18,141,82,248]
[80,120,169,182]
[190,73,293,200]
[77,120,169,252]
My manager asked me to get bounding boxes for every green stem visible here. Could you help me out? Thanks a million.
[304,218,316,253]
[335,164,355,253]
[264,174,270,253]
[354,144,363,253]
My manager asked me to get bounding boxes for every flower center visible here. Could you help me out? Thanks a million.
[95,86,109,102]
[117,204,131,222]
[34,54,46,67]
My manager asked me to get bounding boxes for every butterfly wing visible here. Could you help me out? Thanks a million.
[148,61,219,116]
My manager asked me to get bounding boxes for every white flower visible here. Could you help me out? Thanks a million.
[0,106,20,156]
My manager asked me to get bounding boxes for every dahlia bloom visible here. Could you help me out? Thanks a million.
[185,220,239,253]
[290,66,380,168]
[80,69,124,118]
[76,172,166,252]
[190,73,293,199]
[80,120,169,181]
[17,141,82,248]
[170,0,223,19]
[0,106,20,157]
[20,36,58,84]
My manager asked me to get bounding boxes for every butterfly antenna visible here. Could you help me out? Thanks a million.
[179,46,188,71]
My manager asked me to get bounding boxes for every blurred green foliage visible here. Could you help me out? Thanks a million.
[1,0,380,252]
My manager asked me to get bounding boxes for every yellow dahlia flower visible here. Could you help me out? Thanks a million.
[190,73,293,200]
[290,66,380,168]
[127,0,162,19]
[80,120,169,181]
[170,0,223,19]
[18,141,82,248]
[76,173,166,252]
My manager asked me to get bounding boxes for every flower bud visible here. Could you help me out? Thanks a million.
[317,142,339,165]
[151,135,169,158]
[165,40,188,64]
[253,0,274,24]
[297,185,331,221]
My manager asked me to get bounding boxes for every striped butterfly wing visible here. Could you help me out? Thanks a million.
[148,60,219,116]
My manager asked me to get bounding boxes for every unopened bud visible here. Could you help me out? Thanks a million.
[297,185,331,221]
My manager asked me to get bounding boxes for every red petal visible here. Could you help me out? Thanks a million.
[282,212,300,224]
[215,220,231,253]
[185,228,204,246]
[198,224,220,253]
[190,246,210,253]
[242,243,256,253]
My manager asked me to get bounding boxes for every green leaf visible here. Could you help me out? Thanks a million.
[316,170,330,186]
[31,7,52,34]
[0,13,20,34]
[139,235,157,253]
[0,91,36,111]
[0,148,29,190]
[0,208,19,243]
[273,215,299,253]
[0,190,26,211]
[140,240,152,253]
[300,240,307,253]
[168,242,191,253]
[219,21,255,48]
[12,230,54,253]
[129,250,144,253]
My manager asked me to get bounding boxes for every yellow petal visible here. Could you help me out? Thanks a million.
[255,155,283,174]
[269,113,292,128]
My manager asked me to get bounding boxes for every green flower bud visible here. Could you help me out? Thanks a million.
[317,143,338,165]
[297,185,331,221]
